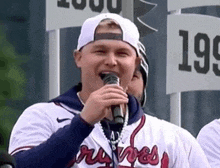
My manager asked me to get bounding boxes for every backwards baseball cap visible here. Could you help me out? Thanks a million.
[77,13,142,57]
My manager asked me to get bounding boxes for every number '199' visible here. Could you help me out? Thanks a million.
[179,30,220,76]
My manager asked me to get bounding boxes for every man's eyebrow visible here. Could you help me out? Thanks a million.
[117,47,131,52]
[91,43,134,53]
[91,44,107,49]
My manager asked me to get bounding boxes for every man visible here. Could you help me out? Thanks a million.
[197,119,220,167]
[127,48,156,118]
[9,13,210,167]
[127,45,148,108]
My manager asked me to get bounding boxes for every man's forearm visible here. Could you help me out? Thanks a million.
[13,115,94,168]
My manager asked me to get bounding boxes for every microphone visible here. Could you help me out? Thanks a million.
[101,73,124,124]
[0,151,16,168]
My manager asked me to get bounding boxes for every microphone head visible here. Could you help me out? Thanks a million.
[100,73,119,85]
[0,151,16,168]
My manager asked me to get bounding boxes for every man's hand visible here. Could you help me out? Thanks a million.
[80,85,128,125]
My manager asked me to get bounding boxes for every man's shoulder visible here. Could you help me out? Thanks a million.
[197,119,220,139]
[144,114,195,140]
[144,113,180,130]
[20,102,77,119]
[24,102,61,113]
[201,119,220,131]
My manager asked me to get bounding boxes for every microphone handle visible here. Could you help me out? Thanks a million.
[101,73,124,124]
[111,104,124,124]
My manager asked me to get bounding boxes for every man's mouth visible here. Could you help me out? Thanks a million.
[99,71,120,85]
[99,71,119,80]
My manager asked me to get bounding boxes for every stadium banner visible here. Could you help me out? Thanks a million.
[46,0,122,31]
[167,14,220,94]
[168,0,219,11]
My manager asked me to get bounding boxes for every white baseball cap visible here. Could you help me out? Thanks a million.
[77,13,142,57]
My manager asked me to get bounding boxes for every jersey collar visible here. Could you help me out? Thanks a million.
[50,83,144,125]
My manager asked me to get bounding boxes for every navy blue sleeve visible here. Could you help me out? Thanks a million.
[13,114,94,168]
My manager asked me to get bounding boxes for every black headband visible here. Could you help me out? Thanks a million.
[94,33,123,41]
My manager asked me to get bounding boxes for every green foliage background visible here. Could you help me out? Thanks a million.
[0,25,26,151]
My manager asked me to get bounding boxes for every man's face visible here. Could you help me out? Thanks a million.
[74,39,139,94]
[127,70,144,102]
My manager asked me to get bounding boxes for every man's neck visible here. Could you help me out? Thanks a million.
[78,89,90,104]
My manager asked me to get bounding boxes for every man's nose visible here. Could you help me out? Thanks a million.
[104,54,117,67]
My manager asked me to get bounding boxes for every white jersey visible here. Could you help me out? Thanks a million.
[9,102,210,168]
[197,119,220,168]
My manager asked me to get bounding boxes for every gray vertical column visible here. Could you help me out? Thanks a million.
[122,0,133,21]
[169,10,181,126]
[48,29,60,99]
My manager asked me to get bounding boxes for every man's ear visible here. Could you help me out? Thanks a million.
[73,50,82,68]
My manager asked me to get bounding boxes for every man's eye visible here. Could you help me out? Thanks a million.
[117,52,129,57]
[132,72,142,80]
[95,50,105,54]
[131,75,138,81]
